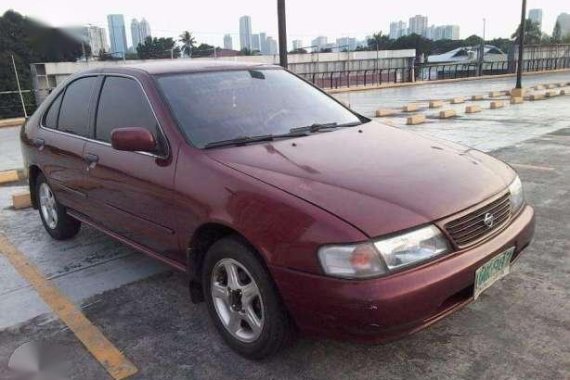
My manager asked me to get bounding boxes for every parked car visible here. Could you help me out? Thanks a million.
[21,61,535,359]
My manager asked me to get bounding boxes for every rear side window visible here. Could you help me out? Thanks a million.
[58,76,96,137]
[43,92,63,129]
[95,76,158,143]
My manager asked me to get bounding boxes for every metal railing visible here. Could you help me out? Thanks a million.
[298,57,570,90]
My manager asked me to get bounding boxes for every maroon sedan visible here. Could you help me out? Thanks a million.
[21,61,535,359]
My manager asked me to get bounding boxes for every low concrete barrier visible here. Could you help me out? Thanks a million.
[450,97,465,104]
[545,91,558,98]
[471,95,484,101]
[561,90,567,96]
[406,114,426,125]
[403,103,420,112]
[510,97,524,104]
[375,108,397,117]
[0,171,21,185]
[12,192,32,209]
[490,101,504,109]
[546,84,556,89]
[429,100,443,108]
[465,105,482,113]
[489,91,502,98]
[529,93,546,101]
[439,110,457,119]
[0,117,25,129]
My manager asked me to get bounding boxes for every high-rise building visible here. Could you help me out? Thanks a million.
[555,13,570,38]
[259,32,267,54]
[336,37,357,51]
[130,19,141,50]
[251,34,260,52]
[239,15,252,50]
[528,9,543,29]
[223,34,233,50]
[292,39,303,50]
[107,14,128,58]
[427,25,460,41]
[409,15,428,37]
[139,18,151,41]
[311,36,328,51]
[130,18,151,52]
[389,21,407,39]
[266,37,278,55]
[88,26,108,55]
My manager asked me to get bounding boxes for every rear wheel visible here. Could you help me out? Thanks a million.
[202,236,292,359]
[36,174,81,240]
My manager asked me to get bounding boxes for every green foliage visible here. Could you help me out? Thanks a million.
[0,10,84,118]
[179,31,196,57]
[289,48,308,54]
[193,43,218,57]
[136,37,181,59]
[239,47,256,56]
[552,22,562,43]
[512,19,542,44]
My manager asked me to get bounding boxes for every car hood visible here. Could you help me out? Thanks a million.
[206,122,516,238]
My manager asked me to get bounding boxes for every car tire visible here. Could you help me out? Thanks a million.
[202,236,293,359]
[36,174,81,240]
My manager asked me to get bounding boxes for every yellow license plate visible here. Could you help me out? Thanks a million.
[474,247,514,300]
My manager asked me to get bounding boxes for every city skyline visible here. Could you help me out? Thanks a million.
[4,1,569,54]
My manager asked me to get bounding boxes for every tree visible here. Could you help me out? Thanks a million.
[193,43,218,57]
[391,34,432,60]
[0,10,84,118]
[136,37,180,59]
[179,31,196,57]
[289,48,307,54]
[367,32,391,51]
[552,22,562,43]
[239,47,255,56]
[511,19,542,44]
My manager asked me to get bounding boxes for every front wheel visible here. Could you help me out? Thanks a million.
[36,174,81,240]
[202,236,293,359]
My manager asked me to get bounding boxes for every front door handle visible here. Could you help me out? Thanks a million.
[32,138,45,149]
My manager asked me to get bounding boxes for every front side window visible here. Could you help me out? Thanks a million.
[95,76,159,144]
[157,69,362,148]
[58,76,97,137]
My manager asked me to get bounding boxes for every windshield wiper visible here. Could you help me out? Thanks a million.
[289,121,362,135]
[204,135,275,149]
[203,121,364,149]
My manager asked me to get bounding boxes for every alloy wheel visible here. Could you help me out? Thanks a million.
[39,182,58,229]
[210,258,264,343]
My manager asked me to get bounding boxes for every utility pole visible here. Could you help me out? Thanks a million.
[478,18,486,76]
[512,0,527,97]
[11,54,28,118]
[277,0,288,68]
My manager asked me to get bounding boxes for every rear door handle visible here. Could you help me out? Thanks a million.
[32,138,45,149]
[84,153,99,163]
[84,153,99,171]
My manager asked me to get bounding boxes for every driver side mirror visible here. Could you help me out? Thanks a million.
[111,127,156,153]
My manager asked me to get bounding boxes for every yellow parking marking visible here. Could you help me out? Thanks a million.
[511,163,555,172]
[0,233,138,379]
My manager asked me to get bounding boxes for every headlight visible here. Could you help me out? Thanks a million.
[374,225,451,271]
[318,225,451,279]
[508,176,524,213]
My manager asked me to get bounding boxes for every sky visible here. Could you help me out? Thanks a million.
[1,0,568,49]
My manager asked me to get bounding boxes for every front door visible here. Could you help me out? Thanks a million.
[82,75,180,260]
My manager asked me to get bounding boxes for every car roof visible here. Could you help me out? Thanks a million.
[83,60,280,76]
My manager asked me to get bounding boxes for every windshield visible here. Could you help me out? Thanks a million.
[157,68,362,148]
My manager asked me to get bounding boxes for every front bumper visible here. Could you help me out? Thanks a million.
[270,205,535,343]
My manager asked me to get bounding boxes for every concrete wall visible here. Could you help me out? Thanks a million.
[30,49,416,104]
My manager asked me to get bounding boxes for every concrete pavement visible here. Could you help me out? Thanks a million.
[1,71,570,379]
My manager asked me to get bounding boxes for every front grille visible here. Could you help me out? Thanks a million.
[445,192,511,248]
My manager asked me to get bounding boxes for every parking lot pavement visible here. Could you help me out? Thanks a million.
[1,127,570,379]
[0,126,23,172]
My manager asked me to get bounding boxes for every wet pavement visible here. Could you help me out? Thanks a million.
[1,72,570,379]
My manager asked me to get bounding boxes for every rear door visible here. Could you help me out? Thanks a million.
[82,75,180,259]
[35,76,98,212]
